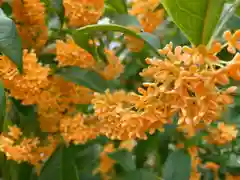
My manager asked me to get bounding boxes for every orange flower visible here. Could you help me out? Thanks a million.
[56,38,96,69]
[206,123,238,145]
[8,125,22,140]
[59,114,98,144]
[97,143,116,175]
[97,50,124,80]
[64,0,104,28]
[224,30,240,54]
[226,174,240,180]
[204,162,220,180]
[129,0,164,32]
[124,26,144,52]
[0,50,50,105]
[12,0,48,51]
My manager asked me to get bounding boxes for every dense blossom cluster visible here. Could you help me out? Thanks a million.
[12,0,48,52]
[129,0,164,33]
[0,0,239,179]
[64,0,104,27]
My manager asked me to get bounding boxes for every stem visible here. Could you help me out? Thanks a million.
[208,0,240,47]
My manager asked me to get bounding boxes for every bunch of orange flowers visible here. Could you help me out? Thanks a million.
[0,0,240,179]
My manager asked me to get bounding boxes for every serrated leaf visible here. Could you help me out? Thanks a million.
[161,0,225,45]
[120,169,157,180]
[0,9,22,72]
[108,149,136,171]
[39,145,79,180]
[56,66,109,92]
[0,81,6,131]
[163,150,191,180]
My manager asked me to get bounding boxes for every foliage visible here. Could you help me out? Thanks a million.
[0,0,240,180]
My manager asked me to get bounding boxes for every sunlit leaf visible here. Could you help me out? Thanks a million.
[105,0,127,14]
[161,0,225,45]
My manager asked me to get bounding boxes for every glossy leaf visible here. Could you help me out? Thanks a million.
[163,150,191,180]
[73,24,161,57]
[56,66,110,92]
[108,149,136,171]
[161,0,225,45]
[0,9,22,72]
[39,145,79,180]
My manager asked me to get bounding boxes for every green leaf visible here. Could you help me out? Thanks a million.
[104,4,118,17]
[140,32,161,49]
[108,149,136,171]
[50,0,65,26]
[120,169,157,180]
[0,81,6,131]
[56,66,110,92]
[105,0,127,14]
[5,161,35,180]
[73,24,161,57]
[0,9,23,72]
[39,145,79,180]
[112,14,141,27]
[161,0,225,45]
[1,3,12,16]
[74,144,100,176]
[9,98,40,136]
[163,150,191,180]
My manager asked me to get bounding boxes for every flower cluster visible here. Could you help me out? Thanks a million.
[64,0,104,27]
[1,0,240,179]
[12,0,48,52]
[129,0,165,32]
[0,126,57,173]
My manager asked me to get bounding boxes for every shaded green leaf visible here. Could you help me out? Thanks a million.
[5,161,35,180]
[0,9,22,72]
[1,3,12,16]
[120,169,157,180]
[50,0,65,26]
[140,32,161,49]
[108,150,136,171]
[56,66,109,92]
[9,98,39,136]
[39,145,79,180]
[0,81,6,131]
[161,0,225,45]
[163,150,191,180]
[112,14,141,27]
